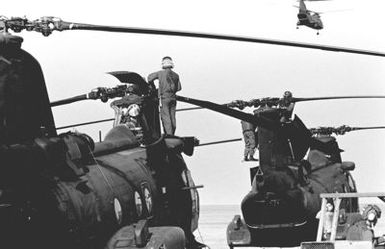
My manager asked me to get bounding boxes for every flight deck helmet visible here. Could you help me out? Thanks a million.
[363,204,381,227]
[284,91,293,98]
[161,56,174,69]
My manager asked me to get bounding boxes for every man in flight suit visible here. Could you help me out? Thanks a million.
[241,120,258,161]
[346,204,385,246]
[148,56,181,135]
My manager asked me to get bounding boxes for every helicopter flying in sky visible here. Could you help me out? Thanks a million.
[295,0,325,34]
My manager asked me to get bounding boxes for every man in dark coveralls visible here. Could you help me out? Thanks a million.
[148,56,181,135]
[279,91,295,122]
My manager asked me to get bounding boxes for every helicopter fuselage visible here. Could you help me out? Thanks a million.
[297,0,324,31]
[0,124,199,249]
[0,37,200,249]
[297,12,323,30]
[227,108,359,248]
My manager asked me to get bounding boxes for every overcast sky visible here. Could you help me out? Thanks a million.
[3,0,385,205]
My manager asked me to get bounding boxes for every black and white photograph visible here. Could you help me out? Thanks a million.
[1,0,385,248]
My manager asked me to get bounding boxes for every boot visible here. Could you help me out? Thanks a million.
[185,234,208,249]
[186,238,207,249]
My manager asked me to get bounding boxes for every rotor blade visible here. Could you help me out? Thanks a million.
[176,95,280,129]
[56,118,115,130]
[56,106,202,130]
[317,9,353,15]
[51,84,129,107]
[55,20,385,57]
[107,71,150,94]
[310,125,385,136]
[350,126,385,131]
[4,16,385,57]
[50,94,88,107]
[170,95,385,112]
[305,8,320,14]
[222,95,385,109]
[197,138,242,147]
[176,107,203,112]
[293,95,385,103]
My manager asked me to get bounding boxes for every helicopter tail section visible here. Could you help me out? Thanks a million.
[234,165,317,247]
[287,115,313,161]
[298,0,307,14]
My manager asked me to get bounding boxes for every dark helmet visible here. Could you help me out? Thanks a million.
[126,83,140,94]
[284,91,293,98]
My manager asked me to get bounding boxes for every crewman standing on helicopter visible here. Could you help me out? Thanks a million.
[279,91,295,122]
[148,56,181,135]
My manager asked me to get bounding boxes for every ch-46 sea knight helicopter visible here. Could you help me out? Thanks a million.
[1,15,385,249]
[295,0,325,34]
[0,26,204,249]
[172,95,385,248]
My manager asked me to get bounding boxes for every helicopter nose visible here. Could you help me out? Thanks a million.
[241,190,307,228]
[243,168,307,227]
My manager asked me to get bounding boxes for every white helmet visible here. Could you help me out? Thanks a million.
[161,56,174,69]
[363,204,381,227]
[127,104,141,117]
